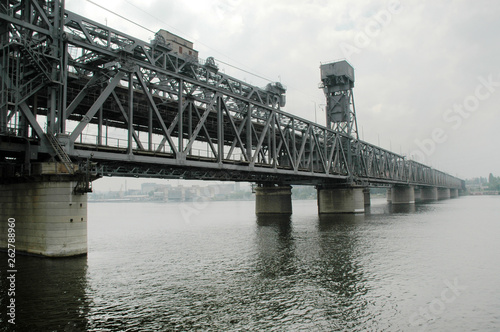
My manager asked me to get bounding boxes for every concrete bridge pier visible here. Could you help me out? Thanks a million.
[391,185,415,204]
[363,188,371,206]
[386,188,392,203]
[0,163,88,257]
[438,188,451,200]
[317,186,365,214]
[255,184,292,215]
[420,187,438,202]
[414,188,422,203]
[450,188,459,198]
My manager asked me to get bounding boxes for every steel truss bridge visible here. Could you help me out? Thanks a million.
[0,0,464,191]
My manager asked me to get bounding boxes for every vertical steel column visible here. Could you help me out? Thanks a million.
[0,43,6,133]
[1,102,7,134]
[217,95,224,163]
[271,112,276,168]
[246,103,252,161]
[178,78,184,154]
[60,35,68,135]
[148,106,153,151]
[50,0,64,135]
[309,129,314,171]
[0,1,7,38]
[32,94,38,138]
[350,91,359,141]
[97,98,103,146]
[128,73,133,154]
[188,102,193,155]
[18,105,27,137]
[323,128,328,171]
[105,119,109,146]
[291,118,296,167]
[48,87,57,134]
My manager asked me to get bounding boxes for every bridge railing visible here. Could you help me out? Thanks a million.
[73,132,247,161]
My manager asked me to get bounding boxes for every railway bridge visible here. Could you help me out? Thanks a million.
[0,0,464,256]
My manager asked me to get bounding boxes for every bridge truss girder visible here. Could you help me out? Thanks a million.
[0,0,464,190]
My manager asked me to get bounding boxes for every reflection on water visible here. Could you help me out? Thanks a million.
[0,255,88,331]
[387,203,417,214]
[254,213,371,329]
[316,214,369,328]
[255,215,294,278]
[365,202,419,215]
[318,213,365,226]
[1,197,499,331]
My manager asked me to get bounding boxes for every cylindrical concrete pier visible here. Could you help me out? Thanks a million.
[421,187,438,202]
[386,188,392,203]
[363,188,371,206]
[414,188,422,203]
[391,186,415,204]
[255,184,292,215]
[438,188,451,200]
[317,187,365,214]
[450,188,459,198]
[0,180,88,257]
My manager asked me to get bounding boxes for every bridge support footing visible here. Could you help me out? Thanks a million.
[386,188,392,203]
[317,187,364,214]
[255,184,292,215]
[391,186,415,204]
[363,188,371,206]
[421,187,438,202]
[438,188,451,200]
[414,188,422,203]
[0,163,88,257]
[450,188,459,198]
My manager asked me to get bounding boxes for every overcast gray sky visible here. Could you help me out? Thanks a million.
[67,0,500,190]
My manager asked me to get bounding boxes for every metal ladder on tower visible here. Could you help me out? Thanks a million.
[45,130,74,174]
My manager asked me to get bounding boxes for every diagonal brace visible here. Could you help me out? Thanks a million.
[70,71,125,142]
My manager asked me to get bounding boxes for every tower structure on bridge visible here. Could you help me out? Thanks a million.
[320,60,358,139]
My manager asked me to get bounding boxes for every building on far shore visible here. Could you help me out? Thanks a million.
[90,182,255,202]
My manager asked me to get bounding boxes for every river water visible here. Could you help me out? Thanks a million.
[1,195,500,331]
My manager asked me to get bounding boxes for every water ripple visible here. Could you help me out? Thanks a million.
[1,198,500,330]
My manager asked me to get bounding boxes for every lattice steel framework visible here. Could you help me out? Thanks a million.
[0,0,464,190]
